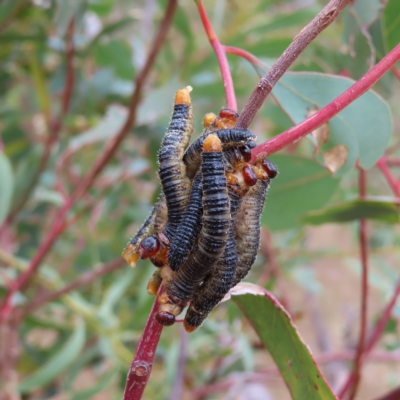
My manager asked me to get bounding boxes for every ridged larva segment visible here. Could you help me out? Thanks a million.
[233,178,270,285]
[168,172,203,272]
[158,87,194,242]
[161,134,230,317]
[183,128,256,179]
[184,185,244,332]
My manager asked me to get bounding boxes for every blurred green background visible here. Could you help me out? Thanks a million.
[0,0,399,399]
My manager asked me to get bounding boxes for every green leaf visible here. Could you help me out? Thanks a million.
[352,0,383,26]
[0,151,14,225]
[231,283,336,400]
[94,39,134,80]
[302,199,400,225]
[263,155,340,231]
[19,320,86,393]
[384,0,400,51]
[272,72,392,174]
[245,8,318,36]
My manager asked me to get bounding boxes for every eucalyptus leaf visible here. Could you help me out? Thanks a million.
[272,72,392,174]
[302,199,400,225]
[231,283,336,400]
[262,155,340,231]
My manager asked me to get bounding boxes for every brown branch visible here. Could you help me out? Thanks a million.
[15,257,124,319]
[235,0,352,130]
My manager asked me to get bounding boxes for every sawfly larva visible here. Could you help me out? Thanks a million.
[156,134,230,326]
[158,86,194,243]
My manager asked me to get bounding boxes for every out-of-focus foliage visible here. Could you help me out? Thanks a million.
[0,0,399,399]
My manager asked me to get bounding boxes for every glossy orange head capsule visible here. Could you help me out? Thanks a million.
[242,165,257,186]
[139,236,160,259]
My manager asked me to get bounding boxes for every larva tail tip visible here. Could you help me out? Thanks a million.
[122,245,140,267]
[203,112,217,128]
[174,86,192,105]
[203,133,222,152]
[183,320,198,333]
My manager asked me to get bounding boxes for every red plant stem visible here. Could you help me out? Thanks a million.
[196,0,237,111]
[376,157,400,198]
[338,279,400,398]
[250,42,400,162]
[0,0,177,321]
[341,169,369,400]
[123,286,164,400]
[365,279,400,354]
[223,46,263,67]
[385,157,400,167]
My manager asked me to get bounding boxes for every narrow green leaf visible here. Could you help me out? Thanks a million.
[302,199,400,225]
[384,0,400,51]
[262,155,340,231]
[231,283,337,400]
[18,320,86,393]
[272,72,393,174]
[0,151,14,225]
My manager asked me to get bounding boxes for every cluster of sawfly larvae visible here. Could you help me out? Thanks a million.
[123,86,277,333]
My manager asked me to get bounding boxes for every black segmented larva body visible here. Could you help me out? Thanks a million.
[158,89,194,242]
[233,178,270,285]
[184,185,244,332]
[168,172,203,272]
[183,128,257,179]
[122,194,167,267]
[159,135,230,321]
